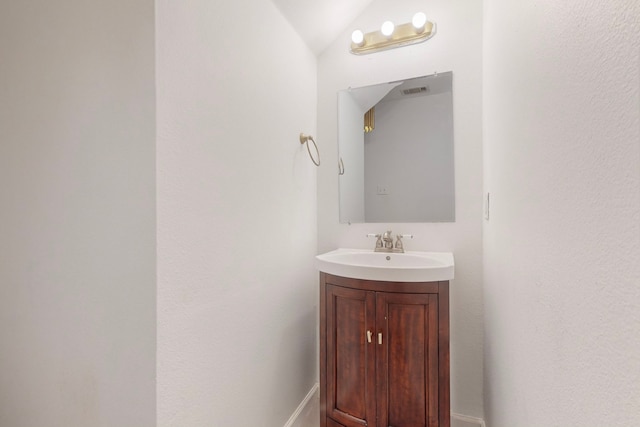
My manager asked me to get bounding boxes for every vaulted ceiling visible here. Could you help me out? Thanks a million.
[270,0,374,54]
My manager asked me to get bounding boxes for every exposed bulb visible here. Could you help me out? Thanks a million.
[381,20,395,37]
[351,29,365,46]
[412,12,427,33]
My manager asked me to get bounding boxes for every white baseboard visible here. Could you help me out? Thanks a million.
[452,412,486,427]
[284,383,319,427]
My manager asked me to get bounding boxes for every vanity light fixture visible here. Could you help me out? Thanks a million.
[350,12,436,55]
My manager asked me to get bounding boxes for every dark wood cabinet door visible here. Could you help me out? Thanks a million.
[326,284,376,427]
[376,292,439,427]
[326,418,347,427]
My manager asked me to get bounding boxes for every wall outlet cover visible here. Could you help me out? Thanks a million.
[377,185,389,195]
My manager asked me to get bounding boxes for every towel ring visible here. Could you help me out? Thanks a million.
[338,157,345,175]
[300,133,320,166]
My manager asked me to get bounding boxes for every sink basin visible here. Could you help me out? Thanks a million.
[316,248,454,282]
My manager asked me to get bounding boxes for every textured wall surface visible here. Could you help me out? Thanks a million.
[317,0,485,419]
[156,0,319,425]
[0,1,157,426]
[483,0,640,425]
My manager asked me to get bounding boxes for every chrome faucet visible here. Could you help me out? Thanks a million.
[367,231,414,253]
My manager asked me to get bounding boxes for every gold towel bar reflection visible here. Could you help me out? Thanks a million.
[300,133,320,166]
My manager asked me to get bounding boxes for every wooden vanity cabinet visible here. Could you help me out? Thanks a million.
[319,272,450,427]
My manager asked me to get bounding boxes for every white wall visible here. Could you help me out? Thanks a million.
[483,0,640,425]
[156,0,319,425]
[318,0,484,420]
[0,1,156,426]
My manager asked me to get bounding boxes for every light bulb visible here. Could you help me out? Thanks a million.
[381,20,395,37]
[351,30,365,46]
[412,12,427,33]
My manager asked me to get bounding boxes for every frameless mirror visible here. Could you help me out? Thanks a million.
[338,72,455,223]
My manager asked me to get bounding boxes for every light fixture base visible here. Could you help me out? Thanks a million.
[350,21,436,55]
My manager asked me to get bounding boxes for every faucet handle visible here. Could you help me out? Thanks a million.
[395,234,413,251]
[366,233,383,249]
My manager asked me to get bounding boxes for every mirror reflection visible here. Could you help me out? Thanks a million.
[338,72,455,223]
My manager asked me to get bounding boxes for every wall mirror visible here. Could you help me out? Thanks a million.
[338,71,455,223]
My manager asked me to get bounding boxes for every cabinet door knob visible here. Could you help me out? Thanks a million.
[378,332,383,345]
[367,330,373,343]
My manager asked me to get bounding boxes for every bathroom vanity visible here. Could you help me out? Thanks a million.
[317,249,453,427]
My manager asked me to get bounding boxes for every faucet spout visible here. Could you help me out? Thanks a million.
[382,230,394,250]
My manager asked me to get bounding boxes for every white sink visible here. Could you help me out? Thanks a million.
[316,248,454,282]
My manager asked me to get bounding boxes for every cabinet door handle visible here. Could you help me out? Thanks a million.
[367,330,373,343]
[378,332,383,345]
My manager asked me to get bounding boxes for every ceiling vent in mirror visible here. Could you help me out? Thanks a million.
[403,86,429,95]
